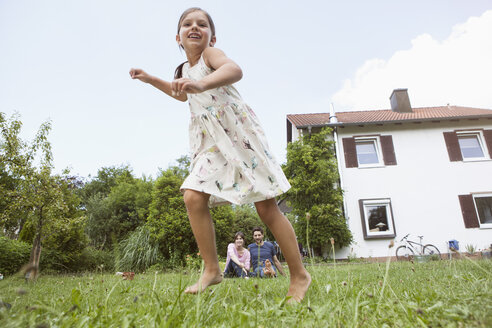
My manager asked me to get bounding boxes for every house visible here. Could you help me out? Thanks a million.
[286,89,492,259]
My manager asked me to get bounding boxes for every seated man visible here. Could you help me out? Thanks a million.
[248,227,285,277]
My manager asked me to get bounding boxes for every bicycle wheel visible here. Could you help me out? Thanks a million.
[423,244,441,260]
[396,245,415,261]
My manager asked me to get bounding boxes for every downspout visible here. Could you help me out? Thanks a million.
[330,103,348,223]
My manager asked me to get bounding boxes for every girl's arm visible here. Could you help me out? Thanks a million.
[172,47,243,96]
[129,68,188,102]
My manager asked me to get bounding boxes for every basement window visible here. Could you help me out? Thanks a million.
[473,193,492,228]
[359,199,396,239]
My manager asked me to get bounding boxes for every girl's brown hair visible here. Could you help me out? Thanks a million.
[174,8,216,79]
[234,231,245,241]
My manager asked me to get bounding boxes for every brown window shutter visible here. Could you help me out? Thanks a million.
[358,199,368,238]
[342,137,358,168]
[286,120,292,143]
[443,132,463,161]
[458,195,480,228]
[380,135,397,165]
[483,129,492,158]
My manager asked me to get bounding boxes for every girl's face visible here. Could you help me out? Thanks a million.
[235,236,244,248]
[176,11,216,52]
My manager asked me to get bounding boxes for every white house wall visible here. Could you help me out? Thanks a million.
[335,120,492,259]
[291,124,300,141]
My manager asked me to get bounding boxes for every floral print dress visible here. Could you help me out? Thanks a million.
[180,55,291,207]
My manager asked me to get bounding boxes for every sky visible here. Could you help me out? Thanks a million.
[1,0,491,179]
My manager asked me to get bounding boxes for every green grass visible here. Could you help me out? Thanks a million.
[0,260,491,327]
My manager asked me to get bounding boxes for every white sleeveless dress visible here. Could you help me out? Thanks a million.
[180,56,291,207]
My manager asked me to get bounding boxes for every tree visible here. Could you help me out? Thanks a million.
[210,205,235,257]
[146,168,191,262]
[78,165,134,207]
[230,204,266,246]
[82,166,153,250]
[283,127,352,256]
[0,112,84,277]
[147,156,244,264]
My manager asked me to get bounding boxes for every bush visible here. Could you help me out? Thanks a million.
[76,247,115,272]
[0,236,31,275]
[116,226,162,272]
[0,236,116,275]
[39,248,74,272]
[37,247,115,274]
[42,247,115,273]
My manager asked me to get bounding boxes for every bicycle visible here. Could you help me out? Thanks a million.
[395,234,441,261]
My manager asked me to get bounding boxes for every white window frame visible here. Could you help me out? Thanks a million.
[360,198,396,239]
[473,193,492,229]
[456,130,490,161]
[354,136,383,168]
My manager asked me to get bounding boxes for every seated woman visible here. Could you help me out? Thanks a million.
[223,232,250,278]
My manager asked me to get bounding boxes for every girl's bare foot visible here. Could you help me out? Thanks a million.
[286,270,311,303]
[184,270,223,294]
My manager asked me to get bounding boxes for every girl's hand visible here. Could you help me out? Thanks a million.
[129,68,153,83]
[171,78,205,96]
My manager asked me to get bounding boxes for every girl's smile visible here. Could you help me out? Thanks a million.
[235,236,244,248]
[177,11,215,52]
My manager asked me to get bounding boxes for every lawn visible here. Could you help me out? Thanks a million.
[0,259,491,327]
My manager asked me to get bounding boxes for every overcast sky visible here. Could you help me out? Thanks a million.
[1,1,491,179]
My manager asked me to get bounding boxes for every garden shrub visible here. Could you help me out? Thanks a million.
[0,236,31,275]
[38,247,115,273]
[116,226,162,272]
[77,247,115,272]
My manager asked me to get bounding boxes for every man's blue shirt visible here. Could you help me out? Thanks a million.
[248,241,276,270]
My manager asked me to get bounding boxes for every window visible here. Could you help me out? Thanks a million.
[359,199,396,239]
[457,131,487,160]
[355,138,381,165]
[458,193,492,229]
[342,135,397,168]
[474,194,492,228]
[444,130,492,162]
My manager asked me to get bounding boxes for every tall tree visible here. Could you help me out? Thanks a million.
[0,112,83,277]
[283,127,352,256]
[147,156,235,264]
[78,165,134,207]
[146,168,191,261]
[230,204,266,246]
[82,166,152,250]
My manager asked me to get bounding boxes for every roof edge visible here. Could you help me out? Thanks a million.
[292,114,492,129]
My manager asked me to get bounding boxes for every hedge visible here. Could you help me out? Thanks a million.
[0,237,115,276]
[0,236,31,275]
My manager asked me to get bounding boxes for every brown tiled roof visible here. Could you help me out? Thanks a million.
[287,106,492,127]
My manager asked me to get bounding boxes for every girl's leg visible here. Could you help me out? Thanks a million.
[183,190,222,294]
[255,198,311,302]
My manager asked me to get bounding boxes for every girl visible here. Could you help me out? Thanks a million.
[130,7,310,302]
[223,232,250,278]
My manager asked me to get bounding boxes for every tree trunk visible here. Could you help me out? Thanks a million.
[27,234,42,280]
[26,207,43,280]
